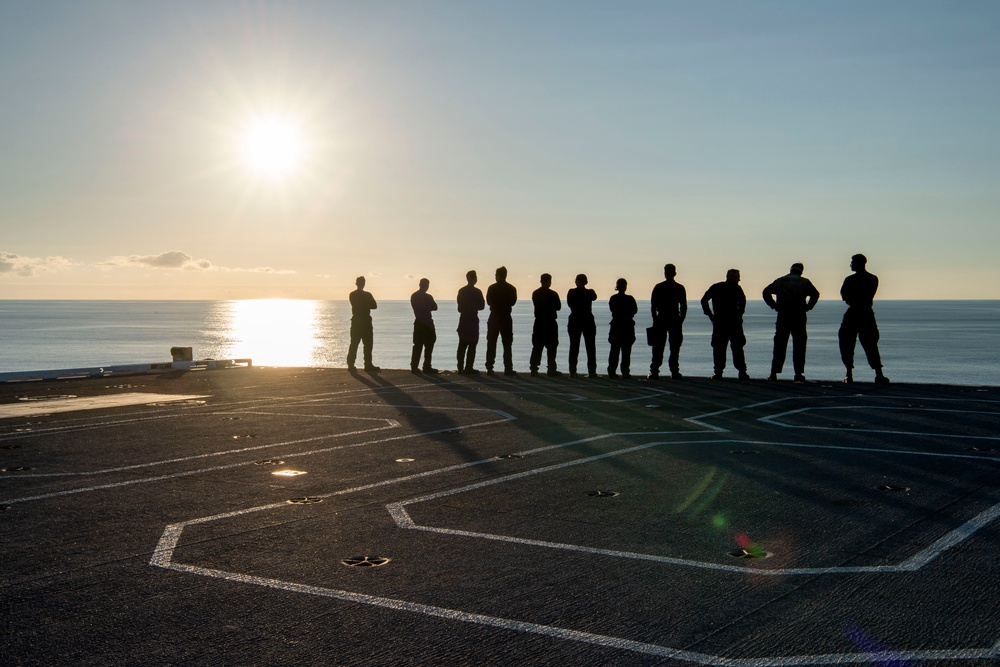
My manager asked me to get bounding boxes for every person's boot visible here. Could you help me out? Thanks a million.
[874,371,891,384]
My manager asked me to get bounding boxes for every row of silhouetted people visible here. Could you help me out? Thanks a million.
[346,255,889,384]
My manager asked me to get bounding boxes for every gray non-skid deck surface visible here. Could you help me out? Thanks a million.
[1,368,998,666]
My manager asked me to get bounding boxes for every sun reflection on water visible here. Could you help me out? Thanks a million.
[206,299,339,367]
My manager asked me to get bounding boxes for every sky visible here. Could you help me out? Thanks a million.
[1,1,998,301]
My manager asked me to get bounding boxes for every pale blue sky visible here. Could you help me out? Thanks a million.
[1,1,998,300]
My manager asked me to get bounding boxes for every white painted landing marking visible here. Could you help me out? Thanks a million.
[388,439,1000,576]
[0,393,208,418]
[152,433,1000,665]
[760,406,1000,440]
[1,412,516,505]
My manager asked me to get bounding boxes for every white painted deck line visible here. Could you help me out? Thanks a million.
[0,393,209,418]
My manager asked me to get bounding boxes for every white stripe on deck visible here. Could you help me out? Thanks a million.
[0,393,208,418]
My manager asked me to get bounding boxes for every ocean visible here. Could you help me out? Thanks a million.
[1,300,999,386]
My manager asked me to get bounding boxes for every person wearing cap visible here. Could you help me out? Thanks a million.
[839,254,890,384]
[762,262,819,382]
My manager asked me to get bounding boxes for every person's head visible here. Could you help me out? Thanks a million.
[790,262,804,276]
[615,278,627,293]
[495,266,507,282]
[726,269,741,284]
[850,254,867,271]
[466,270,478,285]
[418,277,430,292]
[355,276,366,289]
[575,273,588,287]
[664,264,677,279]
[540,273,552,288]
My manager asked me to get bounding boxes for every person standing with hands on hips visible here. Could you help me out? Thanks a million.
[762,262,819,383]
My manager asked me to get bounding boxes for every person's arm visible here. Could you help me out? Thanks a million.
[679,286,687,322]
[368,293,378,310]
[762,282,777,310]
[737,287,746,316]
[806,281,819,311]
[430,296,438,312]
[701,288,714,321]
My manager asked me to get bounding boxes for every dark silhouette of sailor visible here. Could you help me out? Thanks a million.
[839,254,890,384]
[456,270,486,374]
[530,273,562,376]
[485,266,518,376]
[607,278,637,379]
[649,263,687,379]
[347,276,379,372]
[409,278,438,374]
[566,273,598,378]
[763,262,819,382]
[701,269,750,380]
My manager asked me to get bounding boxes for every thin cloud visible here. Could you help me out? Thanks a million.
[103,251,212,271]
[0,251,73,277]
[101,250,295,274]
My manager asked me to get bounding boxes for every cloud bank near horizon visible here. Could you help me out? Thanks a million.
[1,249,295,277]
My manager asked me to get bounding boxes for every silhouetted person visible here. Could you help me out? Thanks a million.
[701,269,750,380]
[649,263,687,379]
[347,276,379,372]
[530,273,562,376]
[839,254,889,384]
[456,270,485,374]
[763,262,819,382]
[410,278,438,374]
[607,278,637,379]
[485,266,518,376]
[566,273,598,378]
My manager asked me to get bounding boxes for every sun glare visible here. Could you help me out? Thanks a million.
[241,117,304,177]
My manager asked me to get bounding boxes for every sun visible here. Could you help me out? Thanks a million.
[240,117,305,177]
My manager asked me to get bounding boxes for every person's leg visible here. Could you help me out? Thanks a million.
[584,324,597,375]
[838,311,858,377]
[423,328,437,371]
[731,325,748,377]
[457,342,468,372]
[347,325,360,369]
[361,326,374,368]
[668,323,683,375]
[858,313,883,371]
[791,316,807,377]
[501,318,514,372]
[485,317,499,371]
[465,343,477,371]
[711,326,726,376]
[567,324,581,375]
[621,341,633,377]
[608,340,620,375]
[546,328,559,373]
[650,326,665,376]
[771,316,790,376]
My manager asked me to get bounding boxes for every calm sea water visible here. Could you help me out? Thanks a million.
[1,300,998,386]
